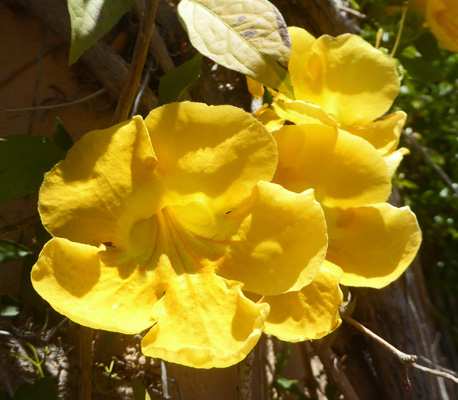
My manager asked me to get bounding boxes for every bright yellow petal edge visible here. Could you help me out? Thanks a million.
[324,203,422,288]
[262,265,343,341]
[32,102,330,368]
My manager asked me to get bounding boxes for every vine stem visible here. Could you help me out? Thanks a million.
[238,349,254,400]
[113,0,159,123]
[340,312,458,384]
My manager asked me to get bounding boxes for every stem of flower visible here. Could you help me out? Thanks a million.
[391,1,409,58]
[113,0,160,123]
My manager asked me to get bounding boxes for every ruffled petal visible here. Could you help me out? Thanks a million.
[272,124,391,208]
[324,203,422,288]
[345,111,406,155]
[289,30,400,126]
[262,265,342,341]
[385,147,410,176]
[144,102,277,214]
[217,181,327,296]
[272,99,337,127]
[39,116,160,247]
[141,276,269,368]
[31,238,160,334]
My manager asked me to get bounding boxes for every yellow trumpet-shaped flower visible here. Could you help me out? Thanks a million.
[425,0,458,52]
[287,27,400,128]
[31,102,329,368]
[255,27,407,172]
[272,123,422,289]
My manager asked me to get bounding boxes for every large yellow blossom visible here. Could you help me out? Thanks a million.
[271,122,421,289]
[31,102,333,368]
[258,27,407,172]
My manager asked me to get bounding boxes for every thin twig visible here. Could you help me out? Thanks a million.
[113,0,159,123]
[160,360,170,399]
[130,65,153,118]
[341,312,458,385]
[337,5,367,19]
[402,131,458,196]
[341,312,417,364]
[0,88,106,113]
[0,214,40,239]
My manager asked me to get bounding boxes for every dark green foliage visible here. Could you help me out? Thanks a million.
[0,294,22,317]
[12,378,58,400]
[0,135,65,206]
[0,239,30,263]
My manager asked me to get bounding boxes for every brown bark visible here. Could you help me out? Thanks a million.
[13,0,157,116]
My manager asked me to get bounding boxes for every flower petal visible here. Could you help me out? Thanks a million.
[262,265,342,341]
[217,181,327,295]
[324,203,422,288]
[272,99,337,127]
[254,104,285,132]
[289,30,400,126]
[144,102,278,215]
[273,124,391,207]
[141,276,269,368]
[39,116,160,247]
[345,111,406,155]
[31,238,160,334]
[385,147,410,176]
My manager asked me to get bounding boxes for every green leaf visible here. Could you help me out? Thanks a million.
[275,342,291,375]
[276,377,310,399]
[53,118,73,151]
[132,377,151,400]
[0,135,65,205]
[158,53,203,106]
[178,0,293,96]
[68,0,134,65]
[1,295,22,317]
[0,240,30,263]
[13,378,58,400]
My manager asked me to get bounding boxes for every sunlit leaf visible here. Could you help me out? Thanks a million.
[0,240,31,264]
[178,0,293,96]
[0,136,65,205]
[0,295,22,317]
[68,0,134,65]
[158,53,203,106]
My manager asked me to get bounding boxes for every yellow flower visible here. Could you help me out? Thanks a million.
[425,0,458,52]
[272,122,422,289]
[31,102,329,368]
[255,27,407,172]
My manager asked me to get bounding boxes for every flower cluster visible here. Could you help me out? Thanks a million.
[255,27,422,292]
[31,28,421,369]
